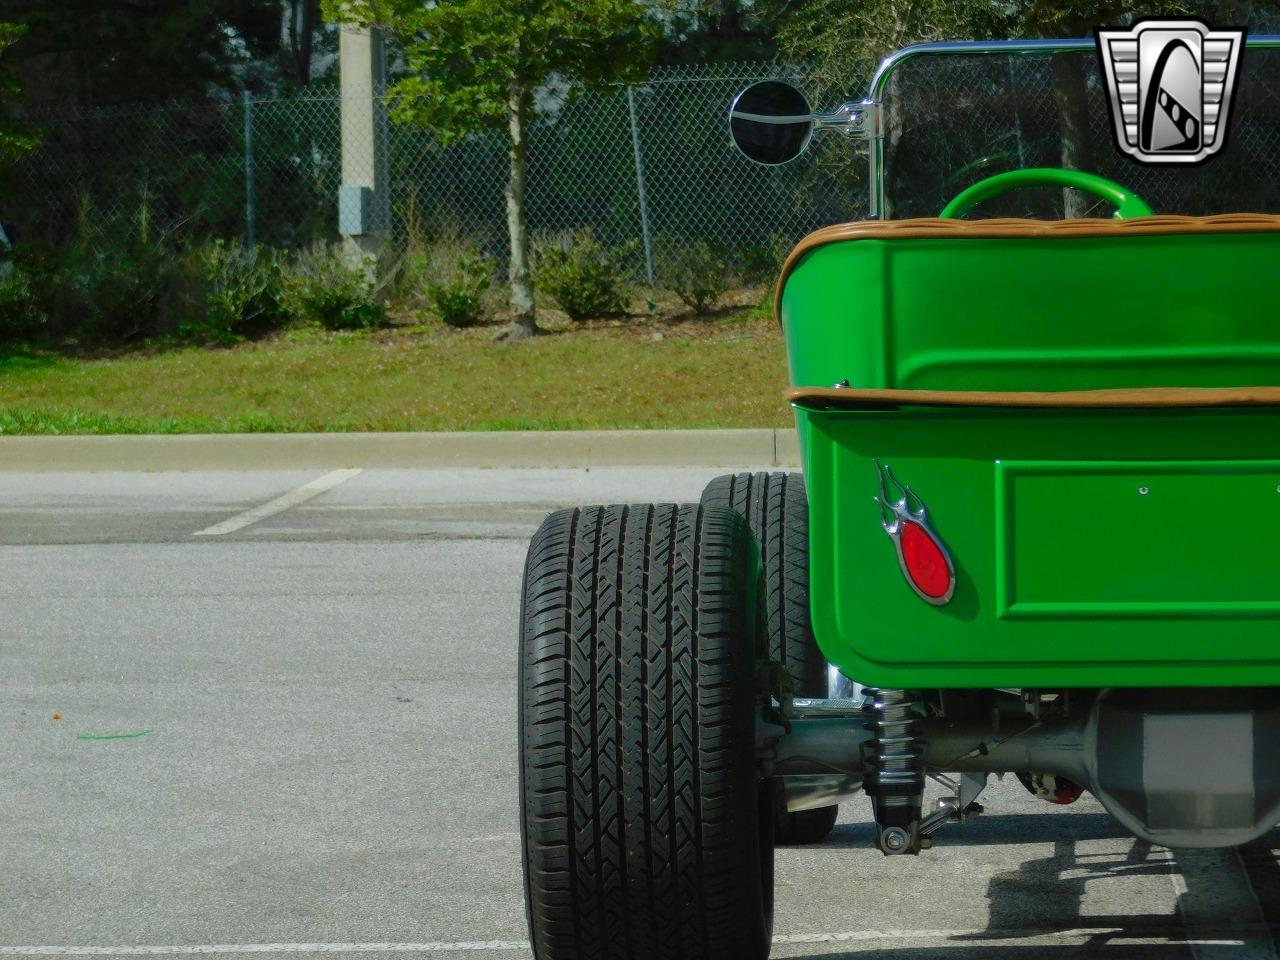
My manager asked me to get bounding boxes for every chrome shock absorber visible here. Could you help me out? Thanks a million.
[863,688,925,855]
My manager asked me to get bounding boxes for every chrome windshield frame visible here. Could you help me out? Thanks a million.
[861,36,1280,218]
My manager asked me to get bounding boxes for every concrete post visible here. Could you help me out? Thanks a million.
[339,24,388,268]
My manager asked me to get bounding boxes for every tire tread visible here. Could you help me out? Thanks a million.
[520,503,771,960]
[700,472,838,845]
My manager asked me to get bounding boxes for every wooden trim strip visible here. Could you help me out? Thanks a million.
[786,385,1280,409]
[774,214,1280,322]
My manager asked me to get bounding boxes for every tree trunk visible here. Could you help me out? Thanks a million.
[1051,51,1094,218]
[289,0,317,88]
[500,82,541,340]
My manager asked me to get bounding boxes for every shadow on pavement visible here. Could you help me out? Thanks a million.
[786,829,1280,958]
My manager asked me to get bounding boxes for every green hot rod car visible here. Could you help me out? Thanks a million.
[519,35,1280,960]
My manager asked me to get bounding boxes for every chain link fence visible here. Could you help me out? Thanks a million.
[5,62,865,284]
[11,49,1280,283]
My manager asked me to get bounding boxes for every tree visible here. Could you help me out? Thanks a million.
[0,21,35,170]
[325,0,658,340]
[1,0,291,114]
[286,0,323,86]
[777,0,1278,87]
[655,0,783,64]
[2,0,340,115]
[0,19,36,191]
[777,0,1001,89]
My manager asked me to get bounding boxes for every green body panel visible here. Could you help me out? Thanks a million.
[782,234,1280,394]
[801,407,1280,687]
[783,229,1280,688]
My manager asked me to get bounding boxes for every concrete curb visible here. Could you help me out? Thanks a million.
[0,429,801,472]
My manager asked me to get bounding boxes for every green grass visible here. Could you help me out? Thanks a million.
[0,308,792,434]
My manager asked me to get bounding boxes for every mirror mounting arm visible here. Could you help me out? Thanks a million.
[812,100,881,140]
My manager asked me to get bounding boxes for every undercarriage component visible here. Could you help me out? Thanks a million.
[767,688,1280,849]
[1017,771,1084,804]
[914,773,987,849]
[770,700,865,814]
[781,774,862,813]
[1089,689,1280,848]
[863,688,925,855]
[827,662,863,703]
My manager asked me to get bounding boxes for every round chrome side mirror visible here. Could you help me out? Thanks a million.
[728,80,813,166]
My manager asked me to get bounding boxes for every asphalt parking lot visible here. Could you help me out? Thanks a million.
[3,465,1280,959]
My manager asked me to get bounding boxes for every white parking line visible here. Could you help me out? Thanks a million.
[0,945,527,956]
[0,928,1250,956]
[191,470,363,537]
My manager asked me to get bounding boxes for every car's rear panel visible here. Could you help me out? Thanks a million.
[800,405,1280,687]
[780,218,1280,688]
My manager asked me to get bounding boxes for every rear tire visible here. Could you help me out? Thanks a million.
[701,471,838,844]
[519,503,773,960]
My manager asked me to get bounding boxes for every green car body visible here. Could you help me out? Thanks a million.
[781,224,1280,689]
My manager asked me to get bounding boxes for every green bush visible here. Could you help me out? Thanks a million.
[179,240,285,344]
[535,228,633,321]
[423,246,494,328]
[11,200,186,344]
[281,244,385,330]
[389,228,495,328]
[0,266,47,343]
[736,234,792,286]
[57,239,181,342]
[662,240,727,315]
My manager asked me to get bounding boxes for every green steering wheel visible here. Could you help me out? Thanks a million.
[939,167,1154,220]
